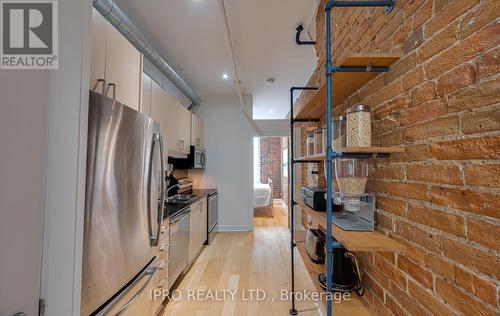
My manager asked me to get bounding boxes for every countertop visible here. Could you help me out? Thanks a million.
[163,189,217,220]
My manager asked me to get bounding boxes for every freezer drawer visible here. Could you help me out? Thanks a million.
[96,261,159,316]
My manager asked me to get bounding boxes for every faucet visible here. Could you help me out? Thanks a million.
[165,183,180,197]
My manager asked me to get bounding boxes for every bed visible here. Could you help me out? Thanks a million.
[253,178,273,208]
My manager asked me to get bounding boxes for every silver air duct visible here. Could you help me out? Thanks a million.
[93,0,201,109]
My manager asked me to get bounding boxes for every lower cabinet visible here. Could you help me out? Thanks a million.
[188,198,207,264]
[153,217,169,315]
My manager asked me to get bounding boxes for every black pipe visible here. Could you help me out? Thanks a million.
[289,86,318,316]
[295,25,316,46]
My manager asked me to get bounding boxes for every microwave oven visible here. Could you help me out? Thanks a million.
[170,145,205,169]
[191,146,206,169]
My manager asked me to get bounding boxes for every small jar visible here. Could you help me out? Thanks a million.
[314,128,323,154]
[332,116,347,150]
[346,105,371,147]
[306,132,315,156]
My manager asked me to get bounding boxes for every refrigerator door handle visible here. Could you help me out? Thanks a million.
[114,266,156,316]
[148,132,165,247]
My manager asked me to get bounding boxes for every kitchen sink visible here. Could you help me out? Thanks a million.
[166,194,198,204]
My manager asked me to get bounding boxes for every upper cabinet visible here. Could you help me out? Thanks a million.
[177,104,191,155]
[141,73,152,117]
[150,80,191,157]
[151,80,174,161]
[90,8,142,111]
[168,99,191,156]
[90,9,107,94]
[191,113,203,148]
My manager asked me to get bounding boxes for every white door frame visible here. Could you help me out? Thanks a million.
[40,1,92,315]
[248,129,290,231]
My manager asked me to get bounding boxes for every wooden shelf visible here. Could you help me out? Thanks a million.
[295,153,326,161]
[295,146,405,161]
[298,202,406,253]
[337,146,404,154]
[294,53,400,119]
[295,241,375,315]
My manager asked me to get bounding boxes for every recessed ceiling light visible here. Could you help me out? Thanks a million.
[222,73,229,80]
[268,109,274,114]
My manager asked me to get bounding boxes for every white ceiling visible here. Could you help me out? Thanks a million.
[117,0,317,119]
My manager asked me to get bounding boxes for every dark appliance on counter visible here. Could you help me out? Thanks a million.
[318,241,364,296]
[205,191,218,244]
[301,186,344,212]
[165,165,179,197]
[169,146,206,169]
[301,186,327,212]
[305,229,326,263]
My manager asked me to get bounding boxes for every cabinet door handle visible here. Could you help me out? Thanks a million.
[94,78,106,95]
[106,83,116,101]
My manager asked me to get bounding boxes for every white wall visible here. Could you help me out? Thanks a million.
[0,2,91,315]
[40,1,92,315]
[189,96,289,231]
[0,71,50,316]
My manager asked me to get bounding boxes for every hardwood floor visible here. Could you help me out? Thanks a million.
[161,202,372,315]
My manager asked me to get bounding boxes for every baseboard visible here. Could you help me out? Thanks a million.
[274,199,288,209]
[218,224,252,232]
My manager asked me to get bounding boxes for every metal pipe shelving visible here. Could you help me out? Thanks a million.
[289,1,395,315]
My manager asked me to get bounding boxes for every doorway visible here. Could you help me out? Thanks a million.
[252,136,290,227]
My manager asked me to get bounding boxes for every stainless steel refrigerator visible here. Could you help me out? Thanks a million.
[82,91,164,315]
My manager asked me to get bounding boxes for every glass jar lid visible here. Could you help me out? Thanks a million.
[333,115,346,121]
[346,104,371,114]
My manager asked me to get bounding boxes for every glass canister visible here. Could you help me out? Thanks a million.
[332,115,347,150]
[314,128,323,154]
[322,116,347,152]
[334,158,369,195]
[306,132,315,156]
[346,105,372,147]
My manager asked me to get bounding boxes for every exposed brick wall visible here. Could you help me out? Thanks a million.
[282,137,290,207]
[260,137,282,198]
[299,0,500,315]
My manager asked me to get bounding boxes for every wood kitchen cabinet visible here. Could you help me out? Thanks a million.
[90,8,142,110]
[188,198,207,264]
[176,103,191,155]
[191,113,203,147]
[150,80,191,157]
[141,73,152,117]
[89,8,107,94]
[151,86,190,157]
[154,217,169,313]
[151,80,173,161]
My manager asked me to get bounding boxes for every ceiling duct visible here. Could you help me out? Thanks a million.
[93,0,202,109]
